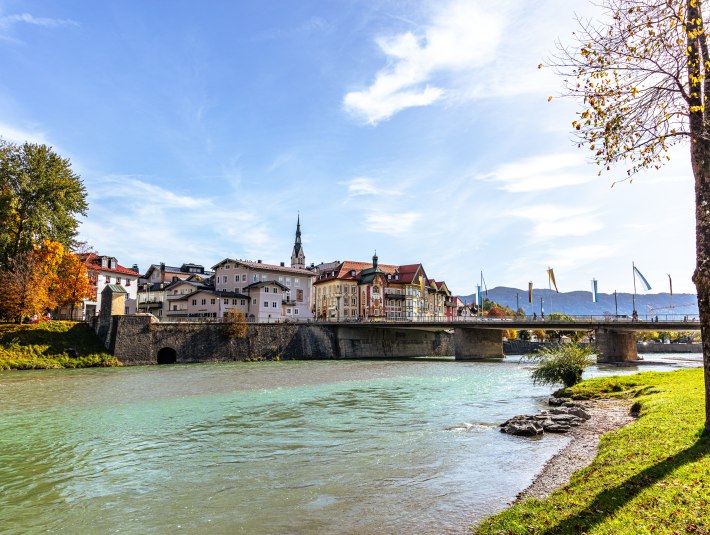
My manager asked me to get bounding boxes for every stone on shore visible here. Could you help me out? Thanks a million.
[500,402,592,436]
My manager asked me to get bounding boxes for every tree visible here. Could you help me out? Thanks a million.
[53,252,93,320]
[0,140,87,267]
[549,0,710,431]
[0,250,53,322]
[224,309,248,338]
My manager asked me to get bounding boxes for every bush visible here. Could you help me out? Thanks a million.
[525,343,596,387]
[223,310,248,338]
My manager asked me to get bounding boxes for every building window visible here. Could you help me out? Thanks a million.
[242,274,246,281]
[211,299,216,304]
[261,274,267,281]
[295,278,300,286]
[222,276,227,283]
[273,287,279,294]
[263,301,268,307]
[265,287,269,293]
[252,298,257,304]
[224,299,229,304]
[287,309,292,315]
[272,301,277,308]
[294,309,299,315]
[105,276,111,283]
[352,298,356,305]
[241,300,246,305]
[279,276,283,282]
[253,274,258,282]
[225,264,231,269]
[235,287,240,293]
[201,299,206,305]
[192,299,197,305]
[235,275,239,282]
[296,289,303,302]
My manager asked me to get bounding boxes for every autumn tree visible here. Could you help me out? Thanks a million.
[53,252,93,320]
[0,250,54,322]
[549,0,710,431]
[0,140,87,268]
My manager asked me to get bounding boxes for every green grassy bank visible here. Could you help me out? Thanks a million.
[0,321,121,370]
[475,367,709,534]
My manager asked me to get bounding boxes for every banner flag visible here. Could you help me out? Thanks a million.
[592,279,598,303]
[547,267,559,293]
[633,265,652,291]
[476,285,482,307]
[668,274,673,296]
[528,282,533,303]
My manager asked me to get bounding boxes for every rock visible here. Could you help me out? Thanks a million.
[549,406,591,421]
[500,415,544,436]
[64,347,79,358]
[548,397,567,406]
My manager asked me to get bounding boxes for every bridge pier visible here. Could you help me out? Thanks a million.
[454,327,504,360]
[596,329,638,362]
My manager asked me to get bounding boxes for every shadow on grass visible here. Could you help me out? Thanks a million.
[542,431,710,534]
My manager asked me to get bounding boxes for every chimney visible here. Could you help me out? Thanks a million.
[131,264,139,273]
[280,262,285,267]
[160,262,165,272]
[257,259,262,263]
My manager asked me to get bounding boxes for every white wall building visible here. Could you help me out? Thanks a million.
[212,259,315,322]
[79,254,140,320]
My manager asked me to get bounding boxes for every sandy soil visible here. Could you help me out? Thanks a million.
[516,398,636,501]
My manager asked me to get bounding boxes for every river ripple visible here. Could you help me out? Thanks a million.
[0,354,701,534]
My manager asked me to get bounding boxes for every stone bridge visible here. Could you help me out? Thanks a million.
[94,315,701,364]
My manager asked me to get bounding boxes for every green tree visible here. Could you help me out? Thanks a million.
[547,312,587,342]
[0,140,87,267]
[549,0,710,431]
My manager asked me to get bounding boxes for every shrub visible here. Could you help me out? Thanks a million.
[224,310,248,338]
[525,343,596,387]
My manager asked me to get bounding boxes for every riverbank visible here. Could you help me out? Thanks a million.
[0,321,121,370]
[474,367,709,534]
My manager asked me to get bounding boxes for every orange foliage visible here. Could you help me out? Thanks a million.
[0,251,54,322]
[52,252,93,315]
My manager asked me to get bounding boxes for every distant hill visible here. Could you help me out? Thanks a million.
[459,286,699,318]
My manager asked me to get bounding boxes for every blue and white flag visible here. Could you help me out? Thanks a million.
[633,265,652,291]
[591,279,598,302]
[476,285,482,306]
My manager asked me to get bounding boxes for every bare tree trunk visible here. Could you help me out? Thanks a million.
[690,136,710,433]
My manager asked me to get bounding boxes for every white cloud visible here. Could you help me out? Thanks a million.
[0,13,77,28]
[343,0,503,124]
[343,176,403,197]
[508,204,604,240]
[481,153,594,192]
[0,123,49,145]
[365,212,421,235]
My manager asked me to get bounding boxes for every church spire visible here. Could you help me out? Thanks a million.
[291,213,305,269]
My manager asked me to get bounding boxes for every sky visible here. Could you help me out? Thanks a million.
[0,0,698,295]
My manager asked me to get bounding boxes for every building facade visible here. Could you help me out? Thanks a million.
[313,255,453,321]
[77,254,140,320]
[212,259,315,322]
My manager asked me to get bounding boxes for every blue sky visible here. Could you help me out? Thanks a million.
[0,0,698,295]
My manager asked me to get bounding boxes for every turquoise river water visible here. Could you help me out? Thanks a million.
[0,353,702,535]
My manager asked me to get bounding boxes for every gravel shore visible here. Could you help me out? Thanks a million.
[516,398,636,501]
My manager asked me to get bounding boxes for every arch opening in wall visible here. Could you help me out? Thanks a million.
[157,347,177,364]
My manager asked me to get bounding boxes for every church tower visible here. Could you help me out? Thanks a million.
[291,214,305,269]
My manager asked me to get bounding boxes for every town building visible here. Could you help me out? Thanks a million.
[313,254,451,321]
[76,254,140,320]
[212,259,315,322]
[137,262,212,320]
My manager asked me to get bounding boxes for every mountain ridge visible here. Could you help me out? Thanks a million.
[459,286,699,317]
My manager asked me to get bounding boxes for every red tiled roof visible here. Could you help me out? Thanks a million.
[79,253,140,277]
[314,260,429,286]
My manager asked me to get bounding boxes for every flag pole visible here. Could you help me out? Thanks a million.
[632,261,637,314]
[548,266,553,315]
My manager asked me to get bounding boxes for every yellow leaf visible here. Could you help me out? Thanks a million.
[548,96,553,102]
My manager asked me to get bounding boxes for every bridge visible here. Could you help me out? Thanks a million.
[94,314,701,365]
[311,316,701,362]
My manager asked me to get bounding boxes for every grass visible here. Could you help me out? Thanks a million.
[474,367,710,534]
[0,321,121,370]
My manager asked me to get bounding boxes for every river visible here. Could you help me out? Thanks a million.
[0,353,702,534]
